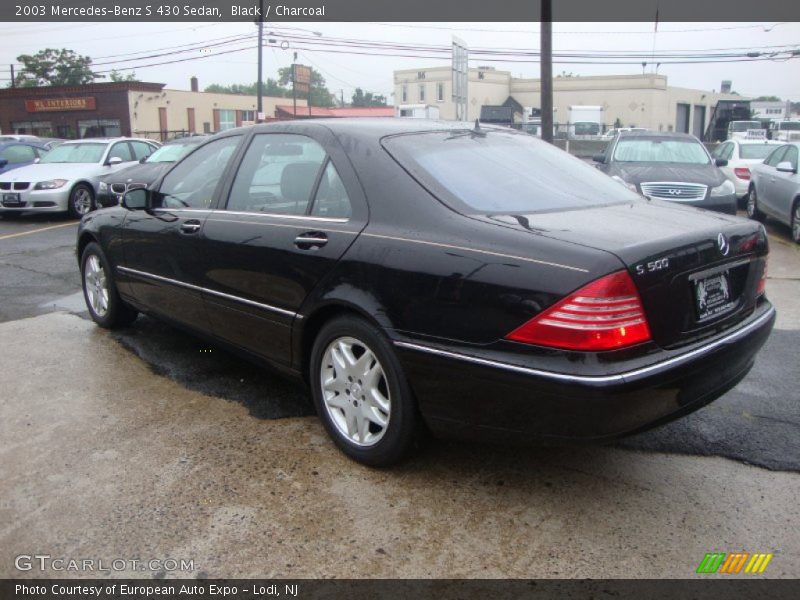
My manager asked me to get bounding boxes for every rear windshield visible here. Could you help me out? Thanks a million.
[39,142,106,164]
[613,138,710,164]
[740,144,779,159]
[382,129,640,214]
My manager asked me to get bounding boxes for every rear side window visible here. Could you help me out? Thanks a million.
[131,141,156,160]
[383,130,640,214]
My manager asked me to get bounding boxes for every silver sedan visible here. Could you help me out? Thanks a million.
[0,137,158,218]
[747,142,800,243]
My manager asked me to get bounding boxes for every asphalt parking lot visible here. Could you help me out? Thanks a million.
[0,211,798,578]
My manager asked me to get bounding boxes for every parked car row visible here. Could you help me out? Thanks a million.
[0,137,160,218]
[75,119,775,465]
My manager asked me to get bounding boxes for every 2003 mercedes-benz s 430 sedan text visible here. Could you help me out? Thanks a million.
[76,119,775,466]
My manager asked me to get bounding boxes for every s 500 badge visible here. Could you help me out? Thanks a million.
[636,258,670,275]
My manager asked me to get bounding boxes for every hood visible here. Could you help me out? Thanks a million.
[97,162,170,185]
[0,162,106,183]
[608,163,725,187]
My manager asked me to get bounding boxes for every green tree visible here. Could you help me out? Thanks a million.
[351,88,388,107]
[109,69,139,82]
[278,66,334,107]
[204,79,289,97]
[14,48,99,87]
[752,95,781,102]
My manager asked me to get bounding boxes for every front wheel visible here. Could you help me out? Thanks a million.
[80,242,138,328]
[310,316,420,466]
[792,201,800,244]
[746,186,766,222]
[68,184,95,218]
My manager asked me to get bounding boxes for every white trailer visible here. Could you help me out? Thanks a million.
[396,104,440,119]
[567,105,604,138]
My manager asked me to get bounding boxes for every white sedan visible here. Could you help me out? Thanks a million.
[711,139,782,201]
[0,137,158,218]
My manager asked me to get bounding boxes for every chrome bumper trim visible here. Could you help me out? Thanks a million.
[394,306,775,385]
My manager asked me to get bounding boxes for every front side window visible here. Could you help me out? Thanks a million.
[108,142,133,162]
[0,144,37,163]
[226,134,326,215]
[764,146,788,167]
[383,129,641,214]
[783,146,799,170]
[39,142,107,164]
[613,138,710,165]
[155,136,241,209]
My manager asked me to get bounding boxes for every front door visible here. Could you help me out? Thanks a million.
[771,145,799,224]
[120,134,243,331]
[200,130,367,366]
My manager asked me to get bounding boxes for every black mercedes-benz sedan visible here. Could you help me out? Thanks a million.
[76,119,775,466]
[593,131,738,214]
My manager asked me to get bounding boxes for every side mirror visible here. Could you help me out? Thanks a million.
[139,156,147,163]
[107,156,123,166]
[33,157,40,164]
[592,154,606,163]
[776,161,797,174]
[714,158,729,167]
[0,159,8,168]
[122,186,150,210]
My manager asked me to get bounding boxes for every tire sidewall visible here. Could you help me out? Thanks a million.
[309,316,417,466]
[69,184,94,219]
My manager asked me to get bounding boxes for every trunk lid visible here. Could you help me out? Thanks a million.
[476,199,768,349]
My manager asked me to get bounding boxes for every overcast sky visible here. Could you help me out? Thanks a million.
[0,21,798,102]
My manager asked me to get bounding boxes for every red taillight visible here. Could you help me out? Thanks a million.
[734,167,751,180]
[506,270,652,351]
[757,257,768,296]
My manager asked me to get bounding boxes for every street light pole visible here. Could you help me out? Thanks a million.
[256,0,264,122]
[540,0,553,144]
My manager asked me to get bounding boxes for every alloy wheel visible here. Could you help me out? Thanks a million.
[747,190,757,218]
[320,336,391,447]
[793,205,800,243]
[84,254,108,317]
[73,187,93,216]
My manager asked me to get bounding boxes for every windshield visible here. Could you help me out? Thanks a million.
[730,122,761,132]
[382,129,641,214]
[740,144,779,159]
[39,142,106,164]
[146,143,197,163]
[613,138,710,164]
[777,122,800,131]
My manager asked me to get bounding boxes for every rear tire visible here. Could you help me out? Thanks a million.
[68,183,95,219]
[746,186,766,222]
[80,242,138,328]
[309,315,420,466]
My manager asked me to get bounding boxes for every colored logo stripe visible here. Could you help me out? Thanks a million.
[697,552,773,574]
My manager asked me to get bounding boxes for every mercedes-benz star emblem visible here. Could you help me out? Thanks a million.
[717,233,730,256]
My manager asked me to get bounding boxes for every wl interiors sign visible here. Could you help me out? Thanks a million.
[25,97,96,112]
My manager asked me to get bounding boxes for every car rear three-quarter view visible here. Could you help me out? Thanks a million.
[76,119,775,466]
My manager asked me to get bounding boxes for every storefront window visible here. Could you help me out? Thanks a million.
[78,119,121,138]
[218,110,236,131]
[11,121,53,136]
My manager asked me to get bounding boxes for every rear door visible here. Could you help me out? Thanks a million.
[120,134,243,331]
[200,128,367,366]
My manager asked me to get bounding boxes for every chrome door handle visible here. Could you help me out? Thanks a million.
[294,233,328,248]
[180,220,202,234]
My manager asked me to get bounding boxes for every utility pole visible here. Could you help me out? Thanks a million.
[10,64,15,88]
[540,0,553,144]
[256,0,264,122]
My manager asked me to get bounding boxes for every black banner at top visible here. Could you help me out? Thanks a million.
[3,0,800,22]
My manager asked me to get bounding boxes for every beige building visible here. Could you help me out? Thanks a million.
[394,67,743,136]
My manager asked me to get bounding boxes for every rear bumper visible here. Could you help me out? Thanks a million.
[395,303,775,443]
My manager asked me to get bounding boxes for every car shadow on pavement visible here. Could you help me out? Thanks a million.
[110,316,800,473]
